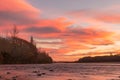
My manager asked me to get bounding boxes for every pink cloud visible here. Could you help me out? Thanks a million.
[0,0,40,26]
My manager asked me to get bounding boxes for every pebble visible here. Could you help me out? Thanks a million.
[49,69,54,72]
[33,71,38,73]
[12,78,16,80]
[12,76,18,79]
[41,73,46,75]
[37,73,42,76]
[6,72,11,74]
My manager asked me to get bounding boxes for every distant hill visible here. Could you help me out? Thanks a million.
[0,37,53,64]
[77,55,120,63]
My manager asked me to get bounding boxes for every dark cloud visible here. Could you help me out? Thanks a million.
[24,26,61,33]
[0,11,38,25]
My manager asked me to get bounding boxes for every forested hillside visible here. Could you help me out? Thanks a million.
[0,37,53,64]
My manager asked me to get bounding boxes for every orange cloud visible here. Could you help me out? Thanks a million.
[22,17,74,40]
[61,27,114,45]
[36,17,74,31]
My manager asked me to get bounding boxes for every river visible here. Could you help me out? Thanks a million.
[0,63,120,80]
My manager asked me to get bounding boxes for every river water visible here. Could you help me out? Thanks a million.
[0,63,120,80]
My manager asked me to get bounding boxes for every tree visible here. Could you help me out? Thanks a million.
[30,36,34,44]
[10,25,19,55]
[11,24,19,38]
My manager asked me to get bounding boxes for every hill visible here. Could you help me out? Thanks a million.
[0,37,53,64]
[77,55,120,63]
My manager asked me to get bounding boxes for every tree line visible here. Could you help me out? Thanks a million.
[77,55,120,63]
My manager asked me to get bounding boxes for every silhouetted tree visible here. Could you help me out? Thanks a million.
[30,36,34,44]
[11,24,19,38]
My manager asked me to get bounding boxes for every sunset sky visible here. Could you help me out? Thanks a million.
[0,0,120,61]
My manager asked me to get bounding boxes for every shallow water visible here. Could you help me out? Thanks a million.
[0,63,120,80]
